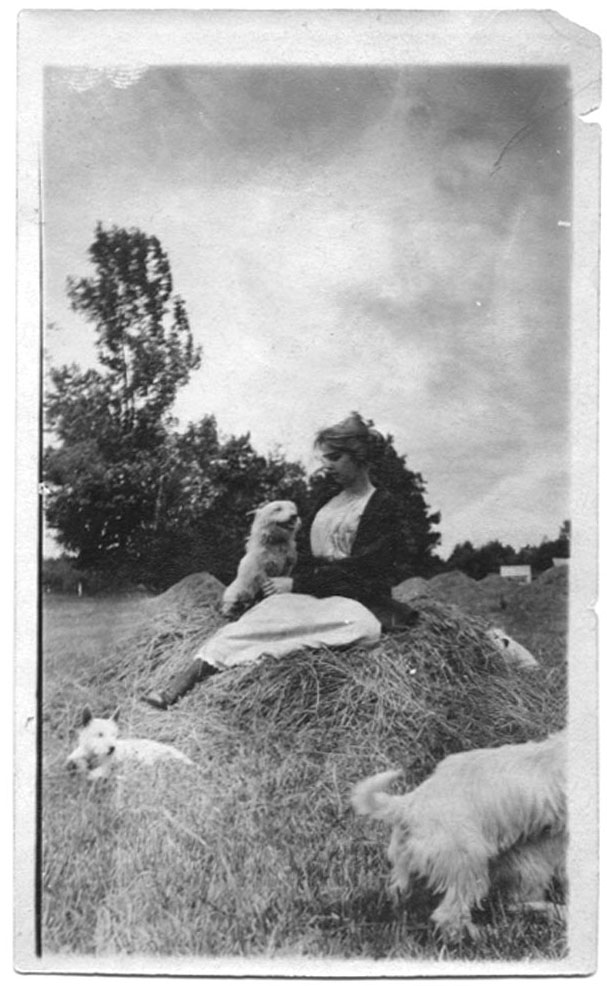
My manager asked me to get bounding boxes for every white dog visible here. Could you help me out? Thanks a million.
[66,706,194,781]
[221,500,301,616]
[351,730,566,940]
[485,627,538,668]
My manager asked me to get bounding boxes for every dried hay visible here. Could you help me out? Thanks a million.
[392,569,570,652]
[108,594,567,791]
[494,567,569,666]
[145,572,225,617]
[425,570,488,612]
[84,575,228,701]
[520,564,568,604]
[45,569,569,959]
[479,573,521,607]
[392,576,429,602]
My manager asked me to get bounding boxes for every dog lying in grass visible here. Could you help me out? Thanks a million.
[221,499,301,617]
[351,730,566,941]
[66,706,194,781]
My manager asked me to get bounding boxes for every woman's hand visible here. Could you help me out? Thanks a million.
[262,577,294,597]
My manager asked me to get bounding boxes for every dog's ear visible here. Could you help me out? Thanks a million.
[111,707,120,723]
[247,502,268,517]
[82,705,93,727]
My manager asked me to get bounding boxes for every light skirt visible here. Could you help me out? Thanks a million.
[196,593,382,669]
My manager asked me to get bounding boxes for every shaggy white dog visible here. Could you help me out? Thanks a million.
[66,706,194,781]
[351,730,566,940]
[221,499,301,616]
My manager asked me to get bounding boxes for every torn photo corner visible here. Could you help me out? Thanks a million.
[15,7,600,978]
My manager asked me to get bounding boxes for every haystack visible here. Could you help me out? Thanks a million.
[84,572,228,699]
[118,590,567,791]
[479,573,521,612]
[518,564,568,611]
[425,570,488,615]
[73,578,567,958]
[145,572,225,617]
[491,567,569,667]
[392,576,429,603]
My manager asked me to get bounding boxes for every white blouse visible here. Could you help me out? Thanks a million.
[309,488,376,561]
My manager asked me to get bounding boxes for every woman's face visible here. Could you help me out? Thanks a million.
[317,444,365,488]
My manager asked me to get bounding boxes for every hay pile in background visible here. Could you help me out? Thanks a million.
[414,570,489,612]
[82,573,229,704]
[394,566,568,667]
[392,576,429,602]
[479,573,522,610]
[145,572,225,618]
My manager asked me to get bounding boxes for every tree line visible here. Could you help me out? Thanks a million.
[439,520,570,582]
[43,224,441,593]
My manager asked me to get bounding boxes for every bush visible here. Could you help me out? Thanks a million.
[42,555,144,595]
[42,556,84,594]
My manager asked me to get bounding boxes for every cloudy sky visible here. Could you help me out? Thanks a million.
[43,60,573,557]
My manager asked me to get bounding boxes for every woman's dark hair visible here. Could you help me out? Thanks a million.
[314,411,387,465]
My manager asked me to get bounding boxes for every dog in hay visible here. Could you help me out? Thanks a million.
[66,706,194,781]
[351,730,567,940]
[485,627,538,669]
[221,499,301,617]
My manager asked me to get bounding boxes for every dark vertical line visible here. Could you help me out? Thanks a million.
[35,150,44,958]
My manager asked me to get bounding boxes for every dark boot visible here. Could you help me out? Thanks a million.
[374,599,419,633]
[142,659,219,710]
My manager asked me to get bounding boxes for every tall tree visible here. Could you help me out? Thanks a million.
[44,225,201,566]
[64,223,201,445]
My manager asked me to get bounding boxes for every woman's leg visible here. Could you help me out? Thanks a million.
[142,658,219,709]
[142,594,381,708]
[196,594,381,668]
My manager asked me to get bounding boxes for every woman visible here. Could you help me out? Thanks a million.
[143,412,418,709]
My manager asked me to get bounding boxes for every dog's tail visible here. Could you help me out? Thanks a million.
[351,769,403,822]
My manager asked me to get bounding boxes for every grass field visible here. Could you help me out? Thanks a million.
[41,579,568,969]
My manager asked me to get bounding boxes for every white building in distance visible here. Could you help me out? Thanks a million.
[499,564,532,584]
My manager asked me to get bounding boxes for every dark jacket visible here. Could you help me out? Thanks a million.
[291,488,418,632]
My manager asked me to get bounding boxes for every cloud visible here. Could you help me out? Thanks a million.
[43,64,572,556]
[439,451,570,554]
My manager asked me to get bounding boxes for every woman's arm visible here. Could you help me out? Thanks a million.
[291,491,407,601]
[291,538,394,599]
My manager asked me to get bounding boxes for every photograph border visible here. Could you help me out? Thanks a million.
[14,6,601,978]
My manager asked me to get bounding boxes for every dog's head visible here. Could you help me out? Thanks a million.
[249,500,301,541]
[485,628,538,668]
[66,705,121,781]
